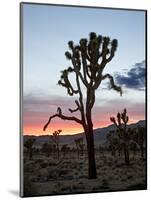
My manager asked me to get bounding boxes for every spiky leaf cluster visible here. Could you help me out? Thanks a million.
[58,32,121,96]
[110,108,129,130]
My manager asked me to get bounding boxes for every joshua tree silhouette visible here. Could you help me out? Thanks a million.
[50,129,62,160]
[110,109,130,165]
[43,32,122,179]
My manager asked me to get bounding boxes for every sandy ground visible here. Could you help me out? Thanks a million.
[23,150,146,197]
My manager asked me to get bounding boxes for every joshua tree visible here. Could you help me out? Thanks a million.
[110,109,130,165]
[24,138,35,158]
[51,129,62,160]
[43,32,122,179]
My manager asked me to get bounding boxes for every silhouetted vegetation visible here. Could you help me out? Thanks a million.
[108,109,146,165]
[51,130,62,160]
[43,32,122,179]
[24,138,35,158]
[110,109,130,165]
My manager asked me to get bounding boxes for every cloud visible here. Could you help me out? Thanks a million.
[115,60,146,90]
[23,93,76,113]
[93,99,145,121]
[23,92,145,135]
[23,93,81,133]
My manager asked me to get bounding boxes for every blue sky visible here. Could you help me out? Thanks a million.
[22,3,146,135]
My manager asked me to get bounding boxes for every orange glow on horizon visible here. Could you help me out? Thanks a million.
[23,116,145,136]
[24,125,83,136]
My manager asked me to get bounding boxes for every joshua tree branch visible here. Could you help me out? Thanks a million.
[58,69,79,96]
[94,39,117,89]
[106,53,115,63]
[69,45,88,87]
[72,58,88,86]
[102,73,122,95]
[93,60,107,89]
[84,51,92,79]
[66,72,79,95]
[86,65,92,79]
[81,53,89,83]
[72,65,87,127]
[65,51,86,127]
[43,107,82,131]
[68,100,81,113]
[68,107,79,113]
[72,67,87,87]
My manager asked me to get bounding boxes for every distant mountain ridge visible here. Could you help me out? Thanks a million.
[24,120,146,147]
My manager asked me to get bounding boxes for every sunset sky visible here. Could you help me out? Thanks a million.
[22,3,146,135]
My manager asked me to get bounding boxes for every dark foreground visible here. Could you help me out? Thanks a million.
[23,150,146,197]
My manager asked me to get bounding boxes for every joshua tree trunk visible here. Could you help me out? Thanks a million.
[87,138,96,178]
[84,121,97,179]
[123,132,130,165]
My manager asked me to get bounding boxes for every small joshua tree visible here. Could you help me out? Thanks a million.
[51,129,62,160]
[44,32,122,179]
[110,109,130,165]
[24,138,35,158]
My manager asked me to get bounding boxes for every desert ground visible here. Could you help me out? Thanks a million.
[23,148,146,197]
